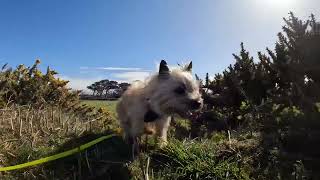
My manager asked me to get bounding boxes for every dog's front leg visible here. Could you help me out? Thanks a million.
[155,116,171,147]
[128,136,141,160]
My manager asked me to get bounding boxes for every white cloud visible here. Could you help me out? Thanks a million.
[96,67,148,71]
[80,66,151,72]
[80,66,89,70]
[60,62,191,92]
[111,71,151,82]
[58,75,103,93]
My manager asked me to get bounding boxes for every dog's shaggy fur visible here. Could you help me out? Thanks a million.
[116,60,203,148]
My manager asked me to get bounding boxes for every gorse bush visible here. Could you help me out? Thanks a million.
[0,60,115,128]
[0,62,118,179]
[196,12,320,131]
[0,60,80,108]
[193,12,320,179]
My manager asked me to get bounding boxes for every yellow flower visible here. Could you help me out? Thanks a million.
[115,127,123,135]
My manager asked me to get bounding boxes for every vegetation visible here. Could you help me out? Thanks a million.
[86,80,130,99]
[191,12,320,179]
[0,104,116,179]
[81,100,118,121]
[0,12,319,180]
[0,61,118,179]
[0,59,80,108]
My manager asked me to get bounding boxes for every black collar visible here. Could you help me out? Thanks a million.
[144,108,160,122]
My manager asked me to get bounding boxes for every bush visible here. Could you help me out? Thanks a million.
[191,12,320,179]
[0,60,79,108]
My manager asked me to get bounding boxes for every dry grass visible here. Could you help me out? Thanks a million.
[0,104,126,179]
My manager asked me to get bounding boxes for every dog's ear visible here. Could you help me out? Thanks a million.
[195,74,202,86]
[195,74,200,81]
[184,61,192,72]
[159,60,170,78]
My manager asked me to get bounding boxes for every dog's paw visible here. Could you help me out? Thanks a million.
[157,139,168,149]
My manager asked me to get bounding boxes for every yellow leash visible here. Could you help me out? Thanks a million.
[0,134,116,172]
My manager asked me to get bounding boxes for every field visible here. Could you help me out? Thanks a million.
[79,100,255,179]
[81,100,118,121]
[0,100,257,180]
[0,101,128,180]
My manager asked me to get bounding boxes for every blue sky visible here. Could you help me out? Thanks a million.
[0,0,319,90]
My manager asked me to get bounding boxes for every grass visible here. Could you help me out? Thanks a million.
[81,100,118,120]
[0,103,129,180]
[148,138,251,180]
[127,132,258,180]
[0,100,261,179]
[81,100,258,179]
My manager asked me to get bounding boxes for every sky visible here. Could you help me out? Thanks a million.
[0,0,319,91]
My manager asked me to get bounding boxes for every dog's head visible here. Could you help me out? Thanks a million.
[148,60,203,117]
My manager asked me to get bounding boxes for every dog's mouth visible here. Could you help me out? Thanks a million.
[175,109,193,118]
[166,105,200,119]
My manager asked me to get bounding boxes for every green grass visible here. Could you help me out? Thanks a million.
[127,134,257,180]
[1,101,261,180]
[81,100,117,110]
[81,100,118,120]
[148,138,251,180]
[80,100,257,179]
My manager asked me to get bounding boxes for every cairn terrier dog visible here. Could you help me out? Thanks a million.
[116,60,203,153]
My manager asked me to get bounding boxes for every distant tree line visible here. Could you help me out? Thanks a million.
[84,80,130,100]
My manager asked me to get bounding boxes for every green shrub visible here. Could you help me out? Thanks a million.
[0,60,79,108]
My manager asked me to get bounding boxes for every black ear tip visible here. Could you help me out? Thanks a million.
[159,59,170,76]
[160,60,167,65]
[185,61,192,71]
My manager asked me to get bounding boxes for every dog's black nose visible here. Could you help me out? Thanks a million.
[190,100,202,109]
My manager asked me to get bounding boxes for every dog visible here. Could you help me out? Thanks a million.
[116,60,203,155]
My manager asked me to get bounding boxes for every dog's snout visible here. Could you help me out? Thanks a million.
[190,100,202,109]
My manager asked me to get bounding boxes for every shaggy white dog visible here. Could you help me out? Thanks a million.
[116,60,203,155]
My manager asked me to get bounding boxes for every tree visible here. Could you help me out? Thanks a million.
[87,85,96,96]
[94,81,104,97]
[87,79,128,98]
[205,73,209,88]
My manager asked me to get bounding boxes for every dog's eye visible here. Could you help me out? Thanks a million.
[174,86,186,95]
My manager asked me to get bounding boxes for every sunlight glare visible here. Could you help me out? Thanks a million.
[263,0,296,9]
